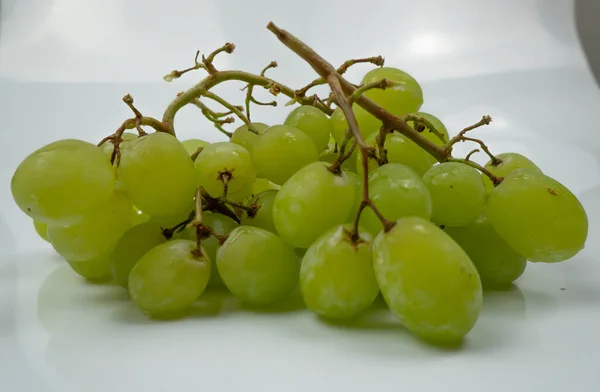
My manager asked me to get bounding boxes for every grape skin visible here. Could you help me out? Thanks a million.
[361,67,423,117]
[482,152,542,192]
[33,220,50,243]
[487,168,588,262]
[330,105,380,145]
[284,105,332,153]
[240,190,278,234]
[181,138,210,155]
[373,217,482,342]
[230,122,269,154]
[67,252,113,283]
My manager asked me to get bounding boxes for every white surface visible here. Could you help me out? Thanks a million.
[1,0,600,391]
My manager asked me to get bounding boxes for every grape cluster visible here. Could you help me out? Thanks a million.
[11,26,589,345]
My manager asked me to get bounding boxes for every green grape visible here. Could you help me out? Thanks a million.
[230,122,268,154]
[319,150,358,173]
[194,142,255,198]
[273,162,356,248]
[110,221,167,289]
[422,162,486,227]
[345,171,362,222]
[217,226,298,304]
[330,105,381,145]
[118,132,196,218]
[487,169,588,262]
[11,139,115,225]
[181,138,210,155]
[373,216,482,342]
[241,190,278,234]
[67,252,113,282]
[47,190,135,261]
[444,215,527,289]
[101,132,138,159]
[300,224,378,319]
[252,125,319,185]
[251,178,280,195]
[284,105,332,152]
[406,112,449,146]
[33,220,49,242]
[129,240,210,318]
[361,67,423,117]
[360,164,432,236]
[356,132,435,176]
[226,179,255,202]
[482,153,542,192]
[178,212,238,289]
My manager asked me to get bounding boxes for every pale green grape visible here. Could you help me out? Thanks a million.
[373,217,482,342]
[118,132,196,218]
[422,162,486,227]
[487,169,588,262]
[406,112,449,146]
[178,212,238,288]
[482,153,542,192]
[361,67,423,117]
[273,161,356,248]
[252,125,319,185]
[330,105,381,145]
[241,190,278,234]
[181,138,210,155]
[110,221,166,289]
[284,105,332,152]
[300,224,378,319]
[444,215,526,289]
[360,163,432,236]
[194,142,255,198]
[33,220,49,242]
[129,240,210,318]
[101,132,138,159]
[345,171,362,222]
[251,178,280,195]
[226,179,254,202]
[319,150,358,173]
[11,139,115,225]
[47,190,135,261]
[67,252,113,282]
[216,226,298,305]
[230,122,268,154]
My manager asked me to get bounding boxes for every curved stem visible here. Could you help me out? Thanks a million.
[447,158,503,186]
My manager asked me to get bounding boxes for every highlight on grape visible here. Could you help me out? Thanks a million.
[11,22,588,345]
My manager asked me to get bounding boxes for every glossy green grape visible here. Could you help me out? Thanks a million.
[129,240,210,318]
[181,138,210,155]
[110,221,166,289]
[373,217,482,342]
[330,105,381,145]
[67,252,113,283]
[11,139,115,225]
[422,162,486,227]
[345,171,362,222]
[300,224,378,319]
[273,162,356,248]
[445,215,527,289]
[47,190,135,262]
[406,112,449,146]
[284,105,332,152]
[118,132,196,218]
[101,132,137,159]
[194,142,255,198]
[482,153,542,192]
[487,169,588,262]
[230,122,269,154]
[362,67,423,116]
[360,163,432,236]
[241,190,278,234]
[33,220,49,242]
[252,125,319,185]
[216,226,298,305]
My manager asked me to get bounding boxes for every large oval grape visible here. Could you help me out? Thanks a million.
[482,152,542,192]
[361,67,423,117]
[300,224,378,319]
[284,105,332,153]
[486,169,588,262]
[373,217,482,342]
[11,139,115,225]
[273,161,355,248]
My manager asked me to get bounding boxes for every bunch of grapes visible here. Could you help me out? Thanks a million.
[11,23,588,345]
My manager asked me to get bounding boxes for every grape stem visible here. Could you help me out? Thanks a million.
[201,191,241,223]
[190,147,204,161]
[376,126,391,164]
[122,94,148,136]
[191,98,234,138]
[192,187,205,255]
[161,211,195,240]
[464,148,480,161]
[349,79,398,103]
[401,114,447,145]
[447,158,503,186]
[200,90,258,134]
[244,61,279,121]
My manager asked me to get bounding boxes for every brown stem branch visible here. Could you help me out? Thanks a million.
[460,136,501,165]
[448,158,503,186]
[202,43,236,74]
[446,115,493,149]
[401,113,446,145]
[349,79,397,103]
[191,98,234,138]
[464,148,480,161]
[163,50,205,82]
[201,90,258,134]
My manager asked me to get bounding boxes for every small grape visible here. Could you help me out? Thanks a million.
[217,226,298,305]
[118,132,196,218]
[47,190,135,262]
[422,162,486,227]
[11,139,115,225]
[67,252,113,283]
[487,169,588,262]
[33,220,49,242]
[373,217,482,342]
[330,105,381,145]
[360,163,432,236]
[482,153,542,192]
[284,105,332,152]
[194,142,255,198]
[241,190,278,234]
[252,124,319,185]
[129,240,210,318]
[110,221,167,289]
[300,224,378,319]
[406,112,449,146]
[101,132,137,159]
[181,138,210,155]
[230,122,268,154]
[273,162,356,249]
[361,67,423,117]
[445,215,527,289]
